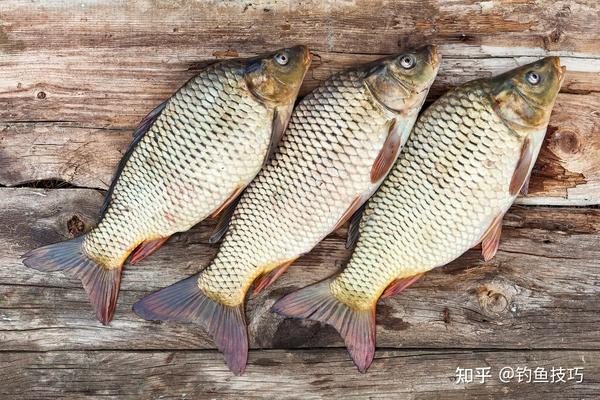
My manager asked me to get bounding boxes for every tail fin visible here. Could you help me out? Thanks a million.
[272,279,376,373]
[133,275,248,375]
[22,236,122,325]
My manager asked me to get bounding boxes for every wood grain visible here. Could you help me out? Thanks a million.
[1,1,599,204]
[0,0,599,397]
[2,92,599,204]
[0,349,596,399]
[1,188,599,352]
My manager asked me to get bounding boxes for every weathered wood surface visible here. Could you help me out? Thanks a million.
[1,0,599,398]
[1,188,599,352]
[1,1,600,204]
[2,92,599,204]
[1,349,597,399]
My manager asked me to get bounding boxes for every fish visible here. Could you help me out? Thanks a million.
[22,46,312,325]
[133,45,441,374]
[272,57,566,373]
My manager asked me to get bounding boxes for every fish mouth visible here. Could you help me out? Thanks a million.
[297,45,312,67]
[548,56,566,83]
[426,44,441,67]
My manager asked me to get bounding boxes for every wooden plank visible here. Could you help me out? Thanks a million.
[1,2,599,204]
[1,91,599,204]
[1,188,599,352]
[0,349,596,399]
[0,0,598,126]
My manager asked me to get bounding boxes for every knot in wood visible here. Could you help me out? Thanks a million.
[550,128,581,155]
[476,285,509,315]
[67,214,86,236]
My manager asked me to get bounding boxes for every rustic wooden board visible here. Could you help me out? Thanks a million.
[2,92,599,204]
[0,349,597,399]
[1,0,599,398]
[1,188,599,352]
[1,0,598,124]
[0,1,600,206]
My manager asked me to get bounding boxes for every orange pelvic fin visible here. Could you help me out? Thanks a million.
[129,237,170,265]
[272,278,376,373]
[253,258,299,296]
[481,214,503,261]
[211,186,244,219]
[381,273,424,299]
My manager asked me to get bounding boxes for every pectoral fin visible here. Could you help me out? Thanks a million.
[263,102,294,167]
[370,119,403,183]
[509,138,533,196]
[520,175,531,196]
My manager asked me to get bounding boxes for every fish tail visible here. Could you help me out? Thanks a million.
[272,278,376,373]
[133,275,248,375]
[22,236,122,325]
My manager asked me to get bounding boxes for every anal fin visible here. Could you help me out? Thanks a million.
[129,237,170,265]
[381,273,423,299]
[253,257,298,296]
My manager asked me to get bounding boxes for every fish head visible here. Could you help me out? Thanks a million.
[244,45,312,106]
[489,57,566,131]
[364,45,441,114]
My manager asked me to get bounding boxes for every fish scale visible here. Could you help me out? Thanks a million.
[197,69,404,305]
[272,57,564,374]
[23,45,311,329]
[331,82,527,308]
[132,46,440,374]
[82,61,273,268]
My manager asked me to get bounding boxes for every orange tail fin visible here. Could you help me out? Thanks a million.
[22,236,122,325]
[133,275,248,375]
[272,279,376,373]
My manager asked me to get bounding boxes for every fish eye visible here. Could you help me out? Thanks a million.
[526,71,541,85]
[275,53,289,66]
[399,55,416,69]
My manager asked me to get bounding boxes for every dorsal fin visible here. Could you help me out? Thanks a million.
[345,203,366,249]
[100,101,167,217]
[208,193,243,244]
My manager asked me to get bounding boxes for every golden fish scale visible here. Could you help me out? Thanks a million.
[331,82,524,309]
[197,70,401,306]
[82,62,273,268]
